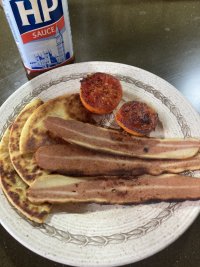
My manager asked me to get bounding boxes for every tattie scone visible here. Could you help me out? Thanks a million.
[0,128,51,223]
[20,93,93,154]
[9,98,49,185]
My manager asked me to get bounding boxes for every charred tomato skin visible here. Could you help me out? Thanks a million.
[115,101,158,136]
[80,72,122,114]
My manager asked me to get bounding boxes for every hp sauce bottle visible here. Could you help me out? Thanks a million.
[3,0,74,79]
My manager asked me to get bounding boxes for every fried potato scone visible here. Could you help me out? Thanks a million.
[0,128,51,223]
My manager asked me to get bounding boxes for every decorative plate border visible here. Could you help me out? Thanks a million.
[0,73,193,247]
[28,202,180,246]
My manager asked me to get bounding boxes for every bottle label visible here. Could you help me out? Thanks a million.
[3,0,73,71]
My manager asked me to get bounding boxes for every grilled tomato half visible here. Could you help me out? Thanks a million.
[80,72,122,114]
[115,101,158,136]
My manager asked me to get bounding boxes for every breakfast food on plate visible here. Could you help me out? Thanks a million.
[19,94,93,153]
[80,72,122,114]
[9,99,49,185]
[44,117,200,159]
[1,72,200,224]
[27,174,200,204]
[36,144,200,176]
[115,101,158,136]
[0,128,51,223]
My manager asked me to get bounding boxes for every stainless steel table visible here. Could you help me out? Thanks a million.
[0,1,199,266]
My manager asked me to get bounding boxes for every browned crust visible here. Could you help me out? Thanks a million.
[20,94,95,154]
[80,73,122,114]
[0,128,51,223]
[27,175,200,204]
[115,101,158,136]
[44,117,200,159]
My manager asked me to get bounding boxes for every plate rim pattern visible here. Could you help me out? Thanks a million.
[0,72,194,247]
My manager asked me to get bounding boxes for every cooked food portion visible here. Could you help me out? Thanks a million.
[35,144,200,176]
[19,94,93,154]
[9,99,49,185]
[1,79,200,223]
[27,174,200,204]
[115,101,158,136]
[44,117,200,159]
[0,128,51,223]
[80,72,122,114]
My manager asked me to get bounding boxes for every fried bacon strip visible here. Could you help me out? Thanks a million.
[35,144,200,176]
[44,117,200,159]
[27,174,200,204]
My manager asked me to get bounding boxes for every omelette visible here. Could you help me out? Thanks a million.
[9,99,49,185]
[19,94,93,153]
[0,128,51,223]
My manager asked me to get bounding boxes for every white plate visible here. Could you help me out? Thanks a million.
[0,61,199,267]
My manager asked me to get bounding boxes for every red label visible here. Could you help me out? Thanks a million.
[21,16,65,44]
